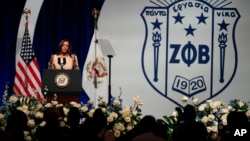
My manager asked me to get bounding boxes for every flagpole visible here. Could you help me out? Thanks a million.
[91,8,113,105]
[23,8,31,88]
[92,8,99,89]
[92,8,100,106]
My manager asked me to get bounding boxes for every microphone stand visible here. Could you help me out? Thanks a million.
[107,55,113,105]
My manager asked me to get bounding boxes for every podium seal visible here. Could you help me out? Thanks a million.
[55,72,70,88]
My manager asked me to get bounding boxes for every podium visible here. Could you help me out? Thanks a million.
[42,69,82,104]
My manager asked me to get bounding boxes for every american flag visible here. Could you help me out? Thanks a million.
[13,21,44,101]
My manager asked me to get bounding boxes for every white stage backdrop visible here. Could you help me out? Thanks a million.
[22,0,250,118]
[97,0,250,118]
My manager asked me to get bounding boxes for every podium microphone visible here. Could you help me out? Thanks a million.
[58,58,66,69]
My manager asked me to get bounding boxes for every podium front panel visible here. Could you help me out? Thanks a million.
[42,69,82,96]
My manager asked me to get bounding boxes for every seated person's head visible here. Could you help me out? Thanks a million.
[139,115,156,130]
[183,104,196,120]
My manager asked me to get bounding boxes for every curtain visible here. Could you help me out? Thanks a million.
[0,0,105,105]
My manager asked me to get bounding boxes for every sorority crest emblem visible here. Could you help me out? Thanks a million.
[141,0,240,107]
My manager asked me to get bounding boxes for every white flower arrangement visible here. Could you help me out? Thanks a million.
[0,82,249,141]
[161,96,250,141]
[0,84,143,140]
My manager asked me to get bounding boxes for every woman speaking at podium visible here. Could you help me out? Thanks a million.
[48,39,79,70]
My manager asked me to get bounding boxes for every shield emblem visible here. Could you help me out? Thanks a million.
[141,0,240,107]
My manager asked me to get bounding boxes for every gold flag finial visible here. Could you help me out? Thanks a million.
[23,8,31,30]
[92,8,100,19]
[23,8,31,18]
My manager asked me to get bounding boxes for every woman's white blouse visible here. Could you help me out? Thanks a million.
[48,54,79,70]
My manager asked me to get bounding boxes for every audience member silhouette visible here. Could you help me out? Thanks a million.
[131,115,168,141]
[172,104,208,141]
[117,115,155,141]
[155,119,169,139]
[81,114,96,140]
[36,107,69,141]
[118,115,167,141]
[3,109,28,141]
[225,111,250,141]
[81,108,115,141]
[217,119,230,141]
[175,107,184,125]
[67,106,82,141]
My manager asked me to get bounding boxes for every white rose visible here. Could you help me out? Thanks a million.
[126,125,133,131]
[113,130,121,138]
[35,111,44,119]
[56,104,63,107]
[113,99,120,106]
[172,111,178,117]
[101,108,107,113]
[0,113,4,120]
[222,119,227,126]
[133,96,143,105]
[88,109,95,117]
[210,125,218,132]
[40,121,46,127]
[73,103,81,108]
[181,96,188,103]
[24,135,32,141]
[133,121,138,126]
[63,107,70,116]
[16,106,23,111]
[132,111,138,116]
[22,105,29,110]
[27,119,35,128]
[220,108,229,114]
[98,98,107,106]
[206,100,212,103]
[207,126,212,133]
[192,98,199,105]
[70,101,78,106]
[214,101,222,107]
[110,112,118,119]
[212,109,218,113]
[208,114,215,121]
[107,116,114,123]
[22,109,29,115]
[201,116,208,123]
[211,132,218,140]
[23,131,30,136]
[45,103,53,108]
[227,105,232,111]
[209,102,217,109]
[198,105,206,112]
[80,105,88,112]
[238,101,245,108]
[60,120,66,127]
[117,123,125,131]
[9,96,18,103]
[0,127,5,132]
[245,110,250,118]
[64,117,68,123]
[88,100,94,105]
[51,100,58,105]
[220,114,228,121]
[124,116,131,123]
[36,103,43,110]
